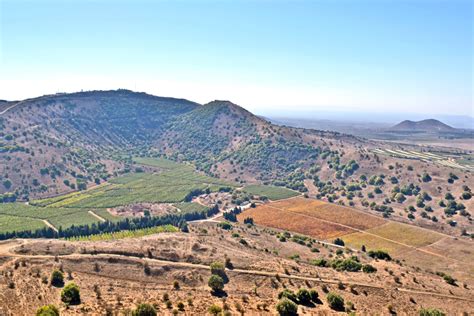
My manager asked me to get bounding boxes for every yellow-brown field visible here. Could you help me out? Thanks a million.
[273,197,386,230]
[238,197,387,240]
[341,222,444,256]
[364,222,444,248]
[341,231,409,254]
[237,205,354,239]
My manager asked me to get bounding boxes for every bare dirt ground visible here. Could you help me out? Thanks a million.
[193,192,243,210]
[0,221,473,315]
[108,203,178,218]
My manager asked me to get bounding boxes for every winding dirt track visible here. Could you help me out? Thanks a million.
[0,101,24,115]
[41,220,58,232]
[0,239,472,303]
[88,210,106,222]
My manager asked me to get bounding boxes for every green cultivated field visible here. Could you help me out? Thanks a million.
[32,164,233,209]
[242,184,300,200]
[133,157,185,170]
[0,158,235,234]
[173,202,209,213]
[92,208,122,222]
[0,214,46,234]
[0,203,100,232]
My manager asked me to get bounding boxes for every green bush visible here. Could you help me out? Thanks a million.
[275,298,298,316]
[419,308,446,316]
[208,274,224,293]
[3,179,12,189]
[309,289,319,301]
[310,258,328,267]
[208,304,223,316]
[333,238,345,246]
[60,283,81,305]
[330,258,362,272]
[362,264,377,273]
[278,289,297,302]
[461,191,471,200]
[444,193,454,200]
[296,288,312,305]
[36,305,59,316]
[443,274,456,285]
[210,261,225,275]
[327,292,344,311]
[50,270,64,287]
[132,303,157,316]
[395,193,406,203]
[218,221,232,230]
[368,250,391,261]
[421,173,432,182]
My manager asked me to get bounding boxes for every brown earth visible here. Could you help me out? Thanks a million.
[0,220,473,315]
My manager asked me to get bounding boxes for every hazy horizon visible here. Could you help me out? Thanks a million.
[0,0,472,116]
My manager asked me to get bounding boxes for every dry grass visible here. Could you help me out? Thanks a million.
[1,221,474,315]
[365,222,444,248]
[402,247,474,283]
[341,232,409,254]
[341,221,444,255]
[422,237,474,264]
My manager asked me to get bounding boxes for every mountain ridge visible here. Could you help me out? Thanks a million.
[0,90,355,199]
[391,119,455,132]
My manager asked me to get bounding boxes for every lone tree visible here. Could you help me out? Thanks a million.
[51,270,64,287]
[61,283,81,305]
[275,298,298,316]
[36,305,59,316]
[132,303,157,316]
[208,274,224,294]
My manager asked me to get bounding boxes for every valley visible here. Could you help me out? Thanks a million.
[1,0,471,314]
[0,90,472,315]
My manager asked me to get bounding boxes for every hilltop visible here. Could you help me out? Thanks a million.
[391,119,455,132]
[0,90,359,199]
[0,90,199,200]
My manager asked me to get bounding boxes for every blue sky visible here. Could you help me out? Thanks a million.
[0,0,472,116]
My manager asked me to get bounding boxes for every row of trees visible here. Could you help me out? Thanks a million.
[223,206,242,222]
[0,206,219,241]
